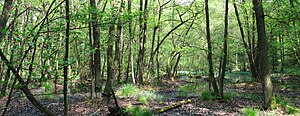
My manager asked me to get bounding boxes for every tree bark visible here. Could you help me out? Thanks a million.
[234,0,258,79]
[64,0,70,114]
[137,0,148,85]
[126,0,136,84]
[252,0,273,110]
[0,0,13,43]
[205,0,219,94]
[219,0,229,98]
[90,0,102,95]
[115,0,124,83]
[104,0,116,102]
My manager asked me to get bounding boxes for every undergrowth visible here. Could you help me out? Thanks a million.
[241,107,259,116]
[124,105,153,116]
[116,84,163,104]
[275,95,300,114]
[116,84,140,97]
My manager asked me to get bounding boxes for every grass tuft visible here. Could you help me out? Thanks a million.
[137,91,163,105]
[116,84,140,97]
[241,107,259,116]
[125,106,153,116]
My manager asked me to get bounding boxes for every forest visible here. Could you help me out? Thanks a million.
[0,0,299,115]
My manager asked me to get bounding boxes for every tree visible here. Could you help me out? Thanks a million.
[104,0,116,102]
[233,0,259,80]
[64,0,70,114]
[252,0,273,109]
[219,0,229,98]
[90,0,102,96]
[0,0,55,115]
[115,0,124,83]
[205,0,219,95]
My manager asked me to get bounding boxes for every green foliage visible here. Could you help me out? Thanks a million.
[275,95,300,114]
[178,84,198,93]
[200,91,218,100]
[116,84,140,97]
[284,68,300,76]
[137,91,163,105]
[116,84,163,104]
[176,82,208,98]
[238,93,262,101]
[43,82,52,91]
[125,106,153,116]
[223,92,236,100]
[241,107,259,116]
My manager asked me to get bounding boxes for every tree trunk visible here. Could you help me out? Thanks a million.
[234,0,258,79]
[137,0,147,85]
[279,35,284,73]
[115,0,124,83]
[252,0,273,110]
[64,0,70,114]
[104,0,116,102]
[90,0,102,95]
[205,0,219,94]
[219,0,229,98]
[0,51,55,115]
[126,0,136,84]
[0,0,13,43]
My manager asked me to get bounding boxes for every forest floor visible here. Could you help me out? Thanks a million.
[0,74,299,116]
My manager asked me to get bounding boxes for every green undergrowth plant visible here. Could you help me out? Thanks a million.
[137,91,163,105]
[223,91,236,100]
[116,84,164,105]
[124,105,153,116]
[241,107,259,116]
[200,91,218,100]
[238,92,262,101]
[285,68,300,76]
[116,84,140,97]
[176,82,209,97]
[275,95,300,114]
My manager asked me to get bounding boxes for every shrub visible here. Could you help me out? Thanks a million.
[241,107,259,116]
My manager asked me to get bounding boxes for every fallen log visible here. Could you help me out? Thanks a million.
[154,99,192,113]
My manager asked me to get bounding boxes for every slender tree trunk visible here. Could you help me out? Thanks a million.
[172,53,181,78]
[126,0,135,84]
[104,0,116,102]
[0,52,55,116]
[205,0,219,94]
[253,0,273,110]
[219,0,229,98]
[115,0,124,83]
[90,0,102,95]
[137,0,146,85]
[0,5,17,98]
[234,0,258,79]
[279,35,284,73]
[64,0,70,114]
